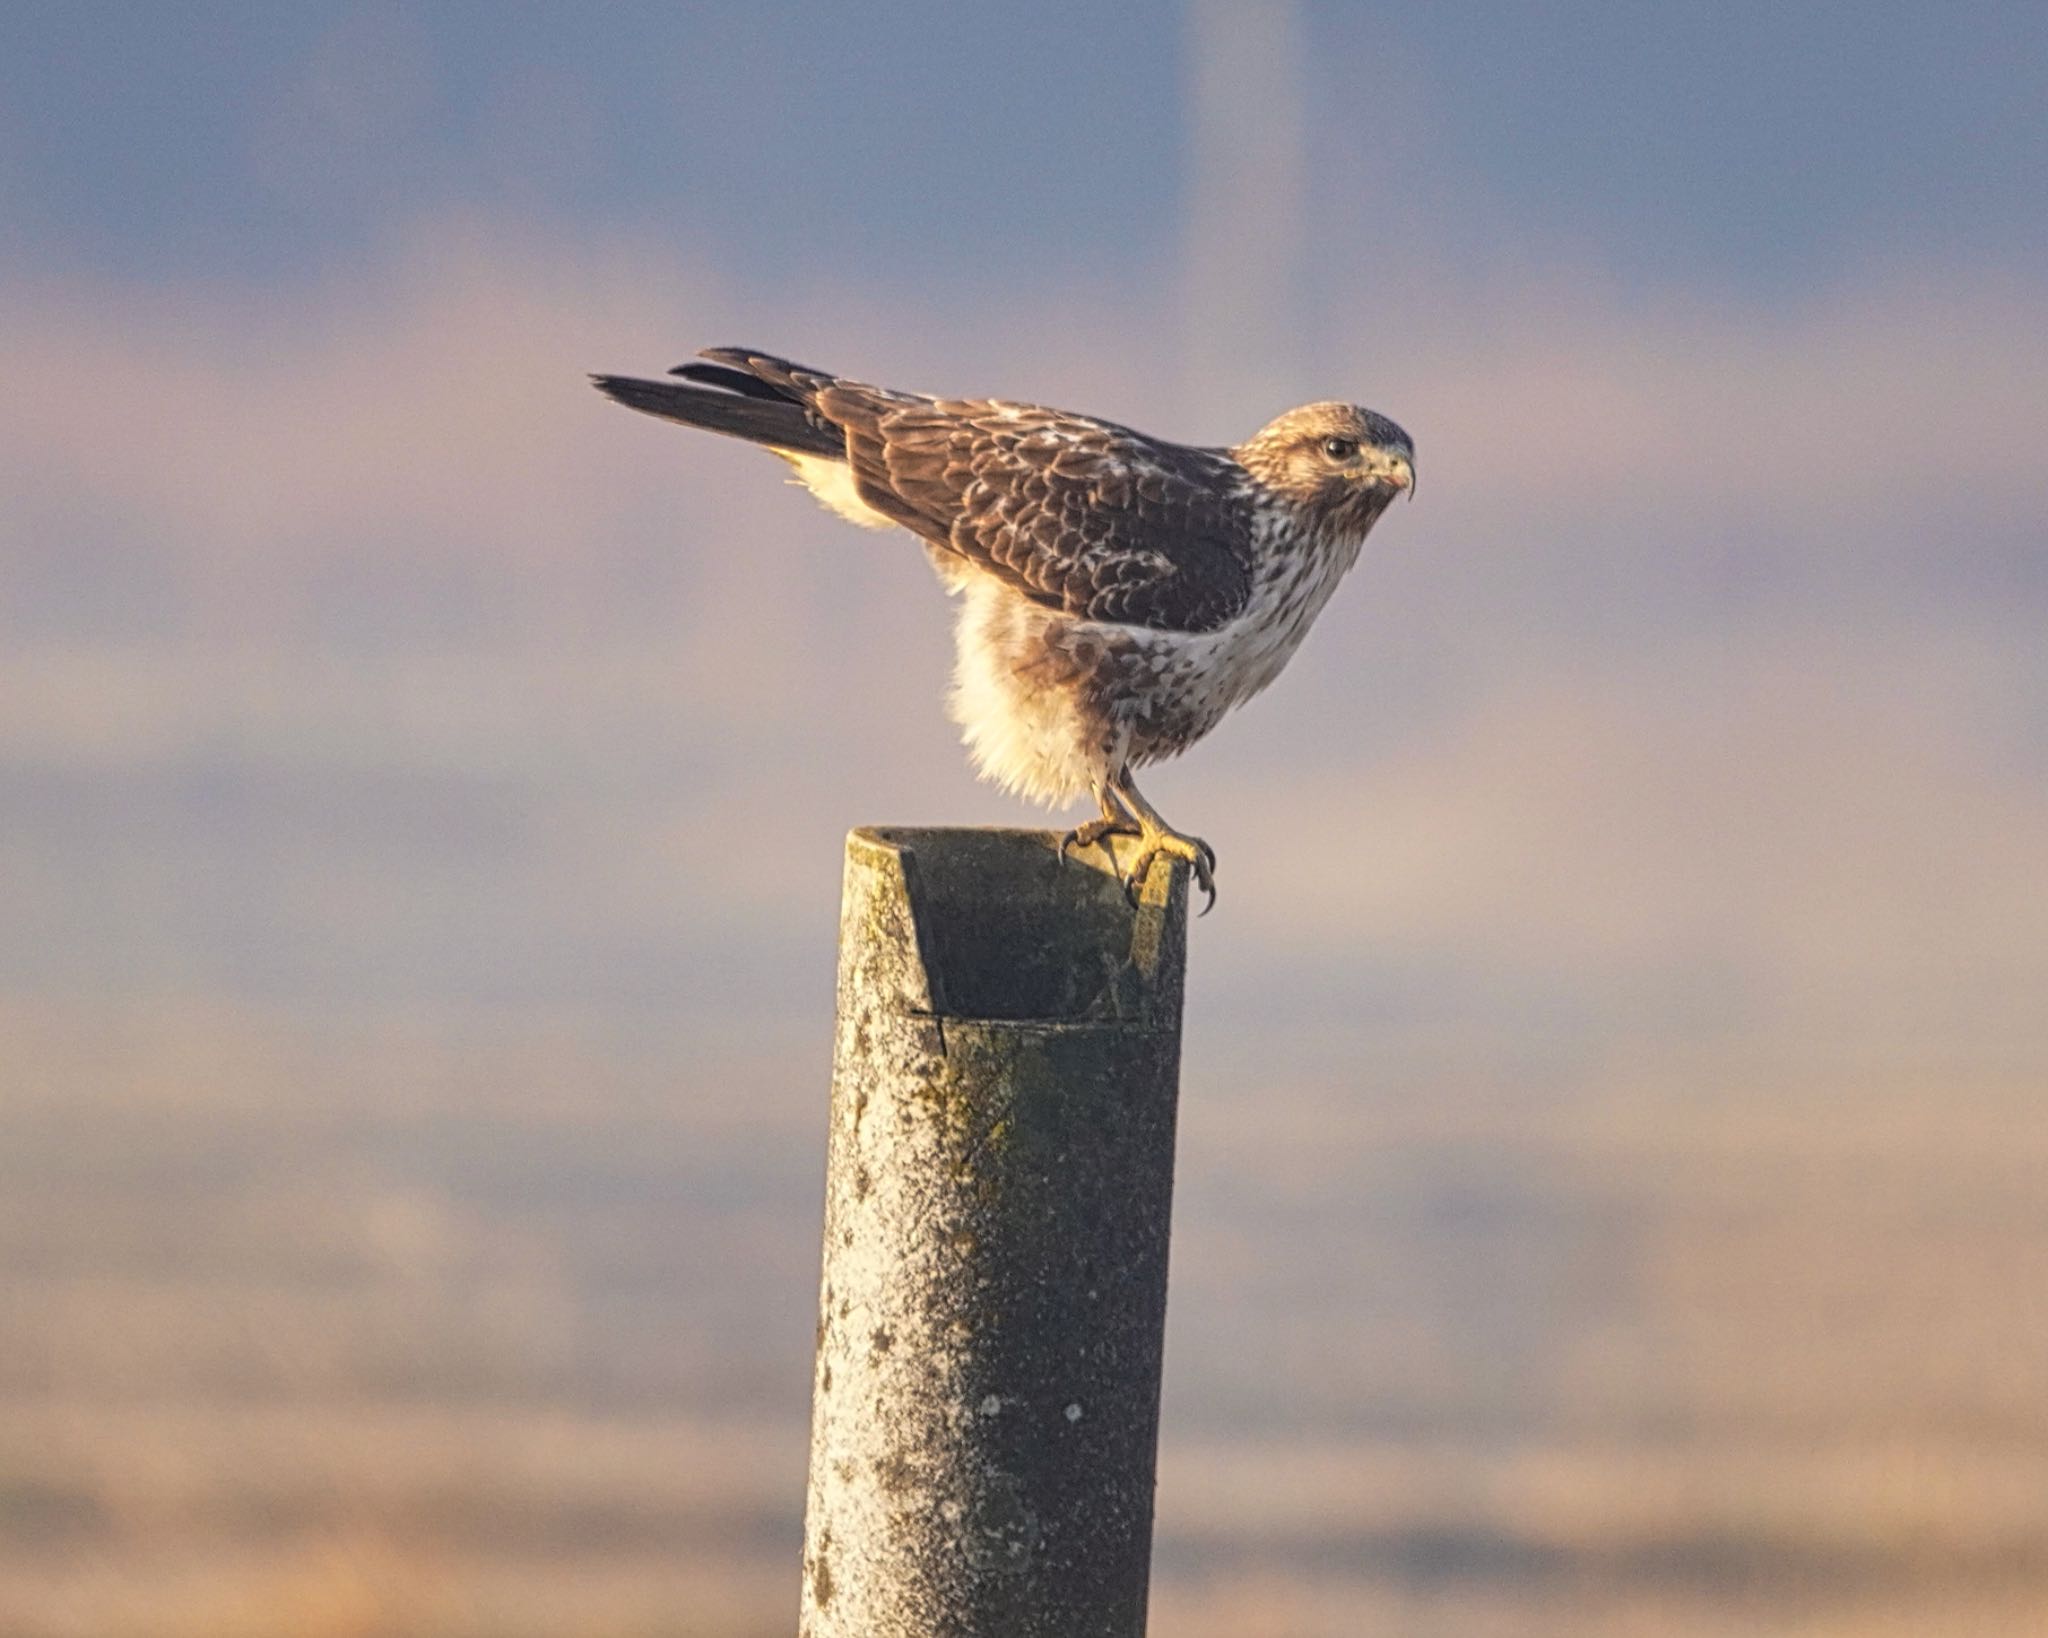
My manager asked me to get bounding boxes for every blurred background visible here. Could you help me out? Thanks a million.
[3,3,2046,1634]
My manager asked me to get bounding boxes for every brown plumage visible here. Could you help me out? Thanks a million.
[591,348,1415,907]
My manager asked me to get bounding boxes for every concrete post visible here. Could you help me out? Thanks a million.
[799,826,1190,1638]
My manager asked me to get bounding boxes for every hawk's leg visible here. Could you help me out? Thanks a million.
[1058,781,1140,866]
[1111,771,1218,915]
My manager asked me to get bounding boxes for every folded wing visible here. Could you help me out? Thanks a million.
[689,349,1257,634]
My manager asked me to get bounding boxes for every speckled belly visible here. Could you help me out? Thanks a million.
[943,550,1346,803]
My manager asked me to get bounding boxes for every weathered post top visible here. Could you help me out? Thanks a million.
[802,827,1190,1638]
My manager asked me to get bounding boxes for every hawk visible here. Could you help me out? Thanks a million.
[592,349,1414,910]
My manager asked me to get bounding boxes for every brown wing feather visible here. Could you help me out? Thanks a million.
[693,349,1256,633]
[829,392,1253,633]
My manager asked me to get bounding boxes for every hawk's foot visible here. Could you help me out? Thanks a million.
[1058,813,1140,866]
[1124,827,1218,916]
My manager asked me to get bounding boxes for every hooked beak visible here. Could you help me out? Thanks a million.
[1371,452,1416,501]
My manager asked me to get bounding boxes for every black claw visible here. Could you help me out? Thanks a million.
[1121,849,1155,908]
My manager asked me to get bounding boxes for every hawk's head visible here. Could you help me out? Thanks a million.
[1236,403,1415,543]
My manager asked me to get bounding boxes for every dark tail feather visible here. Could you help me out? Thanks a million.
[667,361,789,402]
[589,373,843,458]
[691,347,836,400]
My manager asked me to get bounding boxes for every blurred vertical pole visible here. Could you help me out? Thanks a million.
[1184,0,1310,428]
[798,828,1190,1638]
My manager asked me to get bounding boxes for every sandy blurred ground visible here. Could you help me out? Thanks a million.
[3,999,2043,1637]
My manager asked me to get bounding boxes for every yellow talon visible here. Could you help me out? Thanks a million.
[1058,813,1137,866]
[1109,773,1218,914]
[1123,829,1217,915]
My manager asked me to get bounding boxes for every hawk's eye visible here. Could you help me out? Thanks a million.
[1320,437,1359,462]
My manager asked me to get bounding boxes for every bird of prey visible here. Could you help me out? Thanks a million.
[591,349,1414,910]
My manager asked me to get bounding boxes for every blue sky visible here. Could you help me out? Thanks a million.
[8,2,2045,293]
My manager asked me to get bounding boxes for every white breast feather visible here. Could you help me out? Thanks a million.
[943,519,1364,809]
[949,580,1098,805]
[785,453,895,530]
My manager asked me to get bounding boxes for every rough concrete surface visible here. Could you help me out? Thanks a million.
[800,828,1190,1637]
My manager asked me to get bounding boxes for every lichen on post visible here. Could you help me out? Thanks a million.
[800,827,1190,1638]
